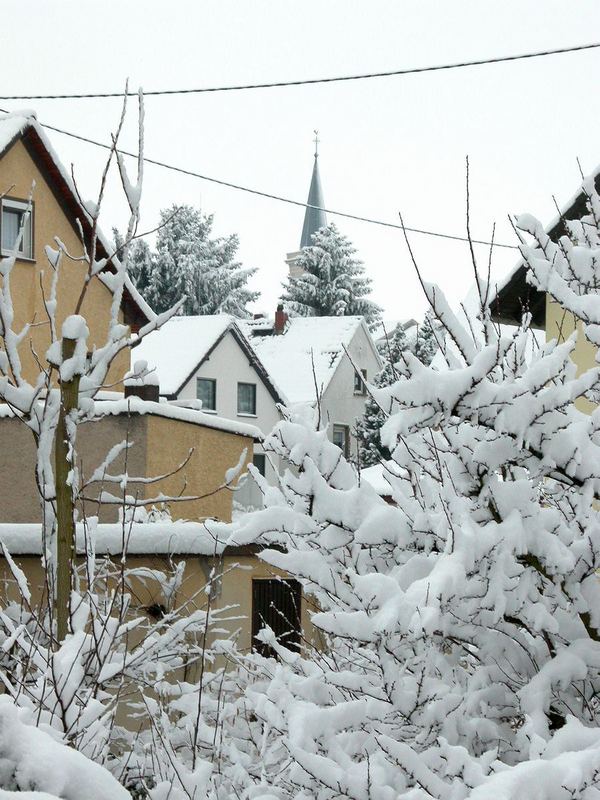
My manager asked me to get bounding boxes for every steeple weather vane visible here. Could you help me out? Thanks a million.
[313,129,319,158]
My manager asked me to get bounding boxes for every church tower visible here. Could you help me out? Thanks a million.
[286,132,327,278]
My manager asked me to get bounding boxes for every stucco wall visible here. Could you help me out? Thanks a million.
[0,411,251,524]
[145,413,252,522]
[546,295,597,414]
[0,548,322,672]
[0,139,129,388]
[321,323,382,459]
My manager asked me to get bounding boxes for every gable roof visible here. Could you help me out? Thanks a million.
[243,316,380,406]
[0,110,152,332]
[490,167,600,329]
[133,314,285,403]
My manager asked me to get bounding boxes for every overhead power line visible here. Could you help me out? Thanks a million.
[1,42,599,100]
[25,116,517,250]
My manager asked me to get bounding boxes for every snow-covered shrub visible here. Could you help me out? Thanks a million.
[226,172,600,798]
[0,533,247,797]
[0,695,129,799]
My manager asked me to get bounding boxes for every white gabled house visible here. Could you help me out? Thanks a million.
[136,308,382,478]
[243,308,383,461]
[134,315,284,499]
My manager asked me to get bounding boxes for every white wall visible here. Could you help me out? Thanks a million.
[321,323,381,460]
[177,331,283,503]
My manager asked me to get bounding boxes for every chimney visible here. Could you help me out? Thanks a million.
[125,383,160,402]
[274,303,288,335]
[124,360,160,402]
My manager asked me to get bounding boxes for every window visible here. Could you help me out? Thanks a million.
[333,424,350,457]
[354,368,367,395]
[237,382,256,415]
[252,579,301,657]
[252,452,266,477]
[1,199,33,259]
[196,378,216,411]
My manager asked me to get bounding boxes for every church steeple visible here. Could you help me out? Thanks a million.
[299,131,327,248]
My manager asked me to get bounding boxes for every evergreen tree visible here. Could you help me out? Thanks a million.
[414,309,439,365]
[147,205,258,316]
[282,223,381,327]
[112,228,153,297]
[355,323,408,467]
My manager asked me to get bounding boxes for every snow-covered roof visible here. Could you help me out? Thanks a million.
[0,396,262,440]
[0,520,236,556]
[243,316,367,405]
[133,314,284,403]
[0,110,152,330]
[360,462,405,496]
[93,396,262,439]
[134,315,234,396]
[490,163,600,328]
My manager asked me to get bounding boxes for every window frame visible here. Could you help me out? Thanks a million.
[353,368,368,395]
[332,423,350,457]
[1,197,34,260]
[252,452,266,477]
[237,381,257,416]
[196,377,217,412]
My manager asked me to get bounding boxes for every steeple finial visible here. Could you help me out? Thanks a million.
[313,129,319,158]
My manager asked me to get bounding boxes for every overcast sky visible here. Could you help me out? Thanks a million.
[3,1,600,321]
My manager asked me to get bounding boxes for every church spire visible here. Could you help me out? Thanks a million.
[299,130,327,248]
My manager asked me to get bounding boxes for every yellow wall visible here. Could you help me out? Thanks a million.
[546,295,597,414]
[0,139,129,387]
[0,548,322,672]
[145,415,252,522]
[0,411,253,524]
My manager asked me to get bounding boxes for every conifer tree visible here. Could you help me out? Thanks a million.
[282,223,381,326]
[355,323,408,466]
[414,309,439,365]
[113,228,153,297]
[116,206,258,316]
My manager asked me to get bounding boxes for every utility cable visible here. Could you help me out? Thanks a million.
[38,118,519,250]
[0,106,517,250]
[0,42,598,100]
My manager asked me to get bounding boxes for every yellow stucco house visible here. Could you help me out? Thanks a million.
[0,111,313,657]
[492,175,599,413]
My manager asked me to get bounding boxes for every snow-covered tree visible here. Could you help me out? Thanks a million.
[113,227,153,296]
[145,205,258,317]
[355,322,408,467]
[227,170,600,799]
[414,308,439,365]
[282,222,382,326]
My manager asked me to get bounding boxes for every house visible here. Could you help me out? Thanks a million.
[0,110,260,524]
[0,395,259,524]
[0,110,150,388]
[243,307,383,461]
[490,168,600,411]
[0,111,294,661]
[134,314,285,495]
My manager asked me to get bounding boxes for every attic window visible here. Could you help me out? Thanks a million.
[354,368,367,395]
[1,199,33,259]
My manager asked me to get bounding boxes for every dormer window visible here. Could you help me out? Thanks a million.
[1,199,33,259]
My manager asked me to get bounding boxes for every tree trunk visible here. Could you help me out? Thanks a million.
[55,336,81,642]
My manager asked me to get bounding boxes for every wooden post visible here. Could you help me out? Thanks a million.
[55,336,81,642]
